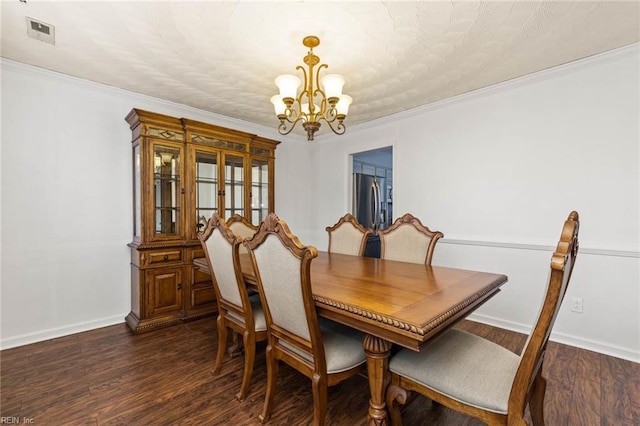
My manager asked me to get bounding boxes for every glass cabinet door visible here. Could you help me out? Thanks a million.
[251,159,270,223]
[195,151,219,231]
[153,144,181,237]
[224,154,245,218]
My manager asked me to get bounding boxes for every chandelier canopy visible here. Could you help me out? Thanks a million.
[271,36,352,141]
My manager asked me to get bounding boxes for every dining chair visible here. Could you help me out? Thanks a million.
[226,214,258,253]
[325,213,373,256]
[196,214,209,233]
[244,213,367,426]
[386,211,580,426]
[378,213,444,265]
[198,213,267,402]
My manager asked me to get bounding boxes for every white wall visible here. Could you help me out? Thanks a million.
[2,45,638,362]
[309,45,640,362]
[0,59,310,348]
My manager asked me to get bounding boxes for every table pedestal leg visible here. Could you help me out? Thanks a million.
[363,334,392,426]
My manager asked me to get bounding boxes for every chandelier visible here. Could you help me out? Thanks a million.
[271,35,352,141]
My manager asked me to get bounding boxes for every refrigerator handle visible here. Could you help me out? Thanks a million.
[370,182,376,229]
[352,174,357,218]
[372,180,380,230]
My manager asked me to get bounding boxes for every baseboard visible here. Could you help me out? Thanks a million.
[0,314,127,350]
[467,313,640,363]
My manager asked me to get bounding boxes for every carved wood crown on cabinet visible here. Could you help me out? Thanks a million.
[124,108,280,334]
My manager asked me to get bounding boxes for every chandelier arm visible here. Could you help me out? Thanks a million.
[296,90,310,113]
[296,65,309,99]
[318,116,346,135]
[315,64,329,115]
[277,121,293,135]
[277,114,305,136]
[295,64,313,117]
[317,96,328,118]
[284,108,300,123]
[323,106,338,122]
[313,64,329,99]
[315,64,328,94]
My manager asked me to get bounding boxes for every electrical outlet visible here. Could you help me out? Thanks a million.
[571,297,583,313]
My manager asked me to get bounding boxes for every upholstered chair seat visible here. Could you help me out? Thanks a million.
[280,318,366,374]
[390,329,519,414]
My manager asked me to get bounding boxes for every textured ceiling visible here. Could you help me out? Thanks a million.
[2,1,639,138]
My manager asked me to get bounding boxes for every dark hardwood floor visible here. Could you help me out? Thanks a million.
[1,318,638,425]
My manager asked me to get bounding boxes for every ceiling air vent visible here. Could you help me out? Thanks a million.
[26,17,55,45]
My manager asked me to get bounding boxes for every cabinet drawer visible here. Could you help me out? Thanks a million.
[193,267,212,284]
[190,282,216,309]
[147,250,182,265]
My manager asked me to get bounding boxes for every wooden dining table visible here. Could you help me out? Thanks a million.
[194,252,507,425]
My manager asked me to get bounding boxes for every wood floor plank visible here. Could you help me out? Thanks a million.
[544,341,579,385]
[630,360,640,425]
[600,354,634,425]
[541,341,580,425]
[1,318,636,425]
[457,320,527,354]
[455,319,495,338]
[567,348,602,425]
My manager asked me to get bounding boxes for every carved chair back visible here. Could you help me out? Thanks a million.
[200,213,247,310]
[326,213,372,256]
[379,213,444,265]
[245,213,324,371]
[226,214,258,254]
[508,211,580,416]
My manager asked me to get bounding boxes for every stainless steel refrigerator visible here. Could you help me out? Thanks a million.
[353,173,388,231]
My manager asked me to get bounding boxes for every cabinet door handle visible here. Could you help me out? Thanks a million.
[177,283,182,290]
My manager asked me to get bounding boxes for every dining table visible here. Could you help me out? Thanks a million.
[193,251,507,425]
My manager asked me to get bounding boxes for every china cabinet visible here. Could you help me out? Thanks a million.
[125,109,279,333]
